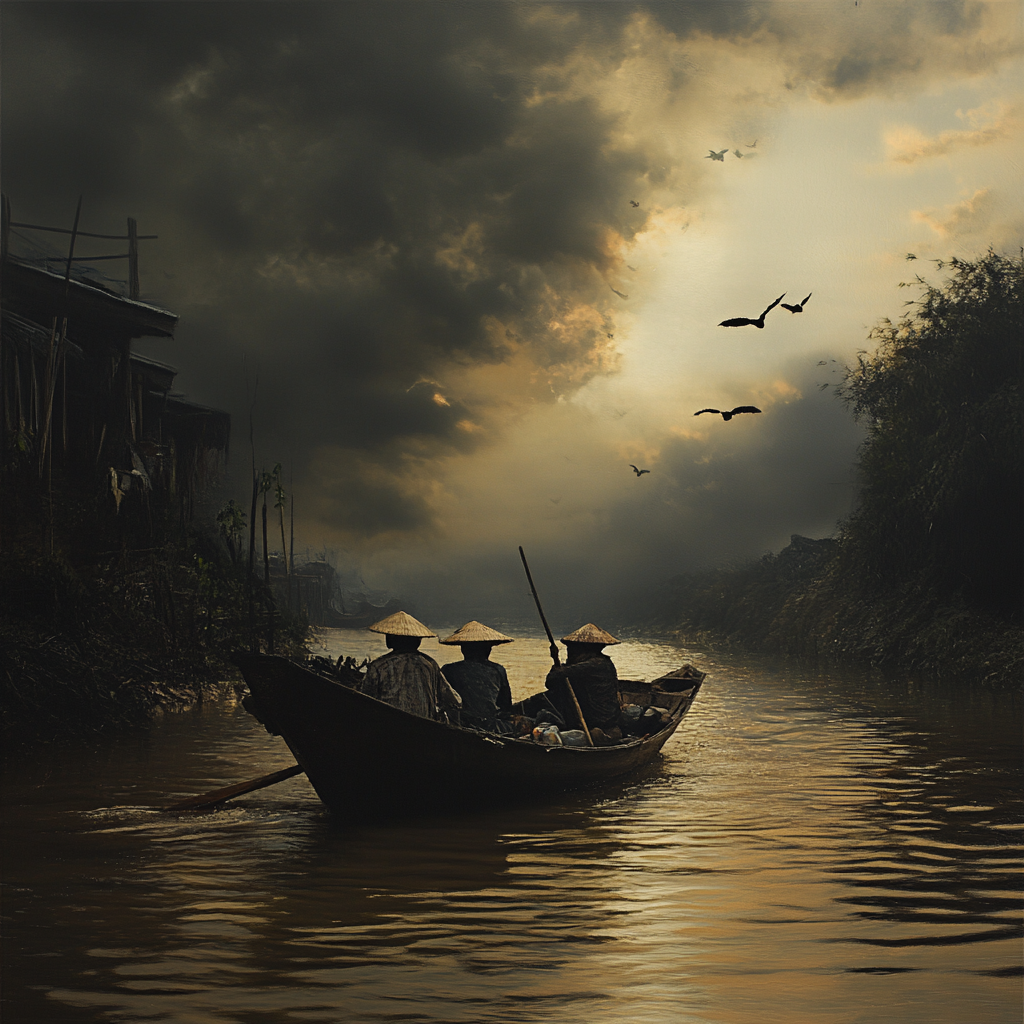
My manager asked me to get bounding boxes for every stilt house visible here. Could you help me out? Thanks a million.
[1,194,229,552]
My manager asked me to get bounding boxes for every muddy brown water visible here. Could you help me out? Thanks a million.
[2,630,1021,1023]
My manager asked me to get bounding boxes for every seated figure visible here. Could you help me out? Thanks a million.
[439,621,515,732]
[359,611,462,724]
[544,623,622,737]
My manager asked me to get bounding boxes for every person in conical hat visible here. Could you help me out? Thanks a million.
[544,623,623,739]
[357,611,462,724]
[438,622,515,733]
[367,610,437,638]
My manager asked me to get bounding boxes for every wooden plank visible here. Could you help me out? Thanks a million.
[10,220,157,239]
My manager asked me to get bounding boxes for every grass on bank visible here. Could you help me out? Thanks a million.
[0,540,308,742]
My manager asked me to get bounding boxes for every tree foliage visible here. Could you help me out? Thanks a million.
[838,250,1023,614]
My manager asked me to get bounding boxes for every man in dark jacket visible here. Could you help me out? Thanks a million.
[545,623,622,737]
[439,621,515,732]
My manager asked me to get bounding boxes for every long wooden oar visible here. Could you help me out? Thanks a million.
[162,763,304,811]
[518,546,594,746]
[519,545,561,666]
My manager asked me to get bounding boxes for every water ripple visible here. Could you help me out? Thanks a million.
[2,638,1021,1023]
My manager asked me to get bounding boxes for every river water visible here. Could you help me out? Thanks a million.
[2,630,1021,1023]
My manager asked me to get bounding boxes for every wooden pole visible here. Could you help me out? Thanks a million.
[518,545,560,666]
[262,482,274,654]
[518,546,594,745]
[39,197,81,477]
[289,469,295,579]
[262,486,269,585]
[1,192,10,264]
[0,195,7,552]
[563,681,594,747]
[248,468,258,651]
[127,217,140,300]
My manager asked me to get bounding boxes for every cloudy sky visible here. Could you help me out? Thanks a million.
[3,1,1022,625]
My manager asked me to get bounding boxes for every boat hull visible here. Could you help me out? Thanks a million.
[234,654,703,818]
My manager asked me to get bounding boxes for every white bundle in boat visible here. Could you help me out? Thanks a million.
[532,725,563,745]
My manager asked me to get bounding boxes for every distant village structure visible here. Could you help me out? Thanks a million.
[1,195,400,627]
[0,194,229,554]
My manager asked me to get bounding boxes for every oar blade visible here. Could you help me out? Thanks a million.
[162,763,304,812]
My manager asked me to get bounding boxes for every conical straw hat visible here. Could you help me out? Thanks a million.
[439,621,514,645]
[368,610,436,637]
[560,623,620,645]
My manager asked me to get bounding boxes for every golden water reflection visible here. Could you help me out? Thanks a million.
[2,633,1020,1023]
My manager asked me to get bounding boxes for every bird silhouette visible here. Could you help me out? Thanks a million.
[733,149,744,158]
[719,293,785,328]
[696,403,761,419]
[781,292,812,313]
[705,149,728,162]
[905,253,917,260]
[549,497,561,504]
[611,287,629,299]
[746,140,758,148]
[630,200,640,207]
[627,265,638,272]
[629,465,650,476]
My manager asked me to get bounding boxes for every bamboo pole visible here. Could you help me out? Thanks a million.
[247,379,258,651]
[262,478,274,654]
[127,217,140,300]
[39,197,81,478]
[248,468,258,652]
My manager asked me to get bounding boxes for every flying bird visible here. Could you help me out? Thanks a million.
[630,200,640,207]
[627,265,639,272]
[905,253,917,260]
[629,465,650,476]
[781,292,812,313]
[733,149,744,158]
[694,406,762,421]
[719,293,786,329]
[705,149,728,162]
[746,140,758,148]
[611,287,629,299]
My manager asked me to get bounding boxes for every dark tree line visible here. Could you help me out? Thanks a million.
[837,250,1022,616]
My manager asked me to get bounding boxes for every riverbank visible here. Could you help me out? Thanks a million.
[0,550,309,742]
[652,535,1023,686]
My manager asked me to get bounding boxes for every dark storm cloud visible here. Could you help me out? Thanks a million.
[644,0,1017,99]
[2,1,645,535]
[2,1,1014,552]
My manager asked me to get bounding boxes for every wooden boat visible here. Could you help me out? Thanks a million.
[234,653,704,818]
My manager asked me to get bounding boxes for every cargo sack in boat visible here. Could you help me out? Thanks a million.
[560,729,587,747]
[641,707,670,729]
[531,698,565,729]
[622,704,643,727]
[532,725,563,745]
